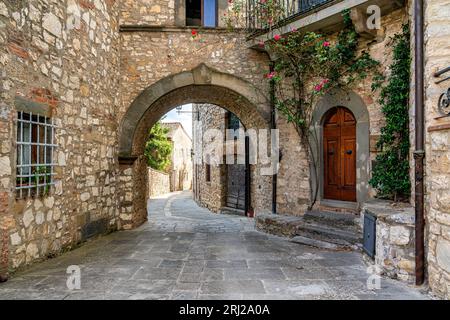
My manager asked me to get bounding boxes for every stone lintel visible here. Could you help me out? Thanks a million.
[14,96,52,117]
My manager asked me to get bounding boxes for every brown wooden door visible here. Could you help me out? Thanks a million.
[323,107,357,202]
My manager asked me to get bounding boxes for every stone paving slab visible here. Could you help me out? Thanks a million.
[0,191,430,300]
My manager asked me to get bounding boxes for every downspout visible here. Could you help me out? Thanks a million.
[270,61,277,214]
[414,0,425,286]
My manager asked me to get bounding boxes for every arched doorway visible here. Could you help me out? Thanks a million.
[323,107,357,202]
[310,88,370,207]
[117,64,272,229]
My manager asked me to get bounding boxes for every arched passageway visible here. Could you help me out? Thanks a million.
[117,64,273,229]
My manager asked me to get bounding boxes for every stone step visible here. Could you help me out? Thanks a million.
[255,213,362,251]
[220,207,246,217]
[316,205,359,214]
[296,222,362,246]
[290,236,354,251]
[304,210,360,227]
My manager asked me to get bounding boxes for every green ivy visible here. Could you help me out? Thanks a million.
[369,24,411,201]
[144,121,173,172]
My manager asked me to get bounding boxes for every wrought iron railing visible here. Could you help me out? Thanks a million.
[246,0,336,32]
[434,66,450,117]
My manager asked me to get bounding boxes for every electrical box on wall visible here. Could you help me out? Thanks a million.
[363,213,377,259]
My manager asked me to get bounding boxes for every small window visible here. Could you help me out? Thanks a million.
[186,0,217,27]
[16,111,56,199]
[227,111,241,139]
[205,154,211,182]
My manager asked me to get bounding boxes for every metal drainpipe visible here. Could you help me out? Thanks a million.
[270,62,277,214]
[414,0,425,286]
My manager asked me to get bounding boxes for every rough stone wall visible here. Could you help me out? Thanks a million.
[0,0,120,272]
[119,30,269,121]
[148,167,170,197]
[362,201,416,283]
[192,104,227,212]
[423,0,450,300]
[120,0,175,26]
[276,117,310,215]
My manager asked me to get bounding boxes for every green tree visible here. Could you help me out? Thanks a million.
[369,24,411,202]
[144,121,173,172]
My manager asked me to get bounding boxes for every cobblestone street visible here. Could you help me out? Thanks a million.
[0,192,429,300]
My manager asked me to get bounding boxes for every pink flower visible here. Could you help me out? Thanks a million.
[265,71,276,79]
[258,41,265,48]
[273,34,281,41]
[323,41,330,47]
[314,84,323,92]
[291,27,297,32]
[322,79,330,84]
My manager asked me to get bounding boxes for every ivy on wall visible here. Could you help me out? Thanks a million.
[369,24,411,202]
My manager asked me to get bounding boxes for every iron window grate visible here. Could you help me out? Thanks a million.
[16,111,57,199]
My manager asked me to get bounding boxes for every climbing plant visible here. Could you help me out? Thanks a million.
[144,121,173,172]
[221,5,386,207]
[369,24,411,202]
[265,10,383,208]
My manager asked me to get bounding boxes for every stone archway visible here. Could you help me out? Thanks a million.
[117,64,272,229]
[310,88,370,206]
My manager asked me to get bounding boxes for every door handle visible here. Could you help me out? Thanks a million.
[346,150,353,155]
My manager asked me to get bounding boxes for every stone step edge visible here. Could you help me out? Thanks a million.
[290,236,358,251]
[304,210,360,225]
[219,207,246,216]
[297,222,363,242]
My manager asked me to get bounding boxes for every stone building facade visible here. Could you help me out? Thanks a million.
[192,104,227,213]
[162,122,193,192]
[0,0,448,299]
[147,167,170,197]
[423,0,450,299]
[192,104,247,214]
[0,0,121,271]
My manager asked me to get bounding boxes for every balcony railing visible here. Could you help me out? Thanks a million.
[246,0,336,33]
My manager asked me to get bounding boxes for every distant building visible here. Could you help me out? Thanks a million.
[162,122,193,192]
[192,104,247,215]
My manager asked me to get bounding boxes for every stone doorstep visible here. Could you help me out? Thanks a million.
[255,213,362,251]
[304,210,360,227]
[219,207,246,217]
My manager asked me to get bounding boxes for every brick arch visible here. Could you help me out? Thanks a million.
[117,64,272,230]
[119,63,271,158]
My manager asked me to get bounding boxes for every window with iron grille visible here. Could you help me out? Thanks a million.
[16,111,56,199]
